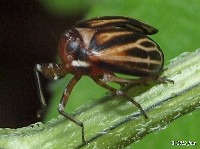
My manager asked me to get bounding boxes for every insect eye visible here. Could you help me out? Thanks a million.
[70,40,79,49]
[66,38,81,52]
[64,30,81,53]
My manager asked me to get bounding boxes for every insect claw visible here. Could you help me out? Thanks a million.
[115,90,123,96]
[37,106,47,118]
[143,112,148,119]
[157,76,174,84]
[165,78,174,84]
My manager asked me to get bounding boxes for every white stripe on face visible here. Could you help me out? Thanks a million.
[71,60,90,67]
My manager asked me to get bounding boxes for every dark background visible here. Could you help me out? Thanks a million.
[0,1,84,128]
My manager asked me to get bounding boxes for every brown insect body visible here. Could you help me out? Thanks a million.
[58,16,163,79]
[34,16,168,144]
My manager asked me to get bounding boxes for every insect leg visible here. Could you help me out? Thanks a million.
[34,65,47,118]
[34,63,67,117]
[93,77,148,119]
[103,73,174,86]
[100,73,132,84]
[57,75,86,144]
[100,73,151,87]
[156,76,174,84]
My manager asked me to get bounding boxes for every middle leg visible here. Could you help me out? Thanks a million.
[93,76,148,119]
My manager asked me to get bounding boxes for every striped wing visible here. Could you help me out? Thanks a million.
[88,28,164,76]
[74,16,158,35]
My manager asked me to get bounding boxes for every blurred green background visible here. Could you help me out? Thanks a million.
[41,0,200,148]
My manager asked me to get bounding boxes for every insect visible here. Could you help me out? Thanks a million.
[34,16,172,143]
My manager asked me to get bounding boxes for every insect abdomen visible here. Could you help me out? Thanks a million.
[89,29,163,76]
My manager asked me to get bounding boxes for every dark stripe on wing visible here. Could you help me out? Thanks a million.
[90,31,144,52]
[149,50,162,61]
[89,28,133,48]
[125,48,148,59]
[140,41,155,47]
[125,48,162,61]
[95,60,161,76]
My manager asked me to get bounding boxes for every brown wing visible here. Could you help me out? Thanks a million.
[88,28,163,77]
[74,16,158,35]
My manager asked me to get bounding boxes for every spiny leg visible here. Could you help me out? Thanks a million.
[57,75,86,144]
[93,77,148,119]
[34,63,67,117]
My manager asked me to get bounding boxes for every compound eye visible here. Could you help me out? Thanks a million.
[66,38,81,53]
[64,29,82,54]
[70,39,79,49]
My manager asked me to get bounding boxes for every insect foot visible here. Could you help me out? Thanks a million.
[157,76,174,84]
[57,104,86,144]
[36,106,47,118]
[114,90,148,119]
[115,90,123,96]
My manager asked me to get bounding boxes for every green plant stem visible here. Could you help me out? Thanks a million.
[0,49,200,149]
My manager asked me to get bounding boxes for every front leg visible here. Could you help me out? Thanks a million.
[34,63,67,117]
[57,75,86,144]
